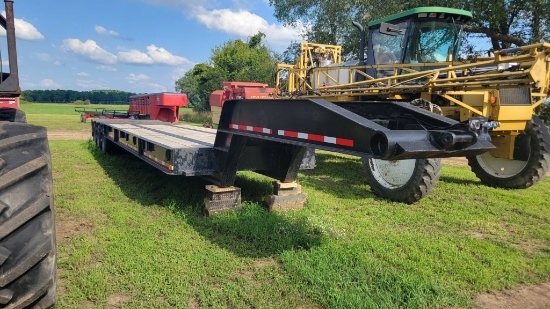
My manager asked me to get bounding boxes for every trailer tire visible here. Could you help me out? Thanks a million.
[362,158,442,203]
[0,121,57,308]
[468,116,550,188]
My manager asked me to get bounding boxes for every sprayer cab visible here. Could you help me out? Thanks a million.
[364,7,472,76]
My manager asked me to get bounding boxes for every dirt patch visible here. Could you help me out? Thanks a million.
[442,157,468,166]
[106,293,132,308]
[476,282,550,308]
[48,130,91,140]
[254,257,277,269]
[55,216,94,243]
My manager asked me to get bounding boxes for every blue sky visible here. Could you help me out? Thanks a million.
[5,0,302,93]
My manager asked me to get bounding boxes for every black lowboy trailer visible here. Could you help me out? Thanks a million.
[92,97,495,212]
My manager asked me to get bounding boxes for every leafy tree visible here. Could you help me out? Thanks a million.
[270,0,550,60]
[270,0,365,60]
[175,32,278,111]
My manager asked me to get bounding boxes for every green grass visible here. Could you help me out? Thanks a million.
[20,102,129,131]
[21,104,550,308]
[19,103,200,130]
[47,144,550,308]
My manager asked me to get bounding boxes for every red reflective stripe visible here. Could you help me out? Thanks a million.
[284,131,298,138]
[336,138,354,147]
[230,123,271,134]
[230,123,354,148]
[308,134,324,142]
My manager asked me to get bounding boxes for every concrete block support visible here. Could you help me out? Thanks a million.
[265,181,307,211]
[204,185,242,215]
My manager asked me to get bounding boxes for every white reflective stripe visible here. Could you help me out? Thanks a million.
[298,132,308,139]
[263,128,270,134]
[231,124,238,129]
[246,126,253,131]
[278,130,284,136]
[324,136,336,144]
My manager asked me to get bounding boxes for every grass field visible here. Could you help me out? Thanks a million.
[19,102,196,130]
[23,104,550,308]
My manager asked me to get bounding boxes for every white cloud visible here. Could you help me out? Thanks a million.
[61,38,117,64]
[15,18,45,40]
[126,73,168,92]
[39,79,60,89]
[127,73,150,83]
[0,11,44,40]
[77,72,90,77]
[95,25,120,38]
[96,65,117,72]
[142,3,301,49]
[118,49,153,64]
[196,8,302,48]
[118,45,191,65]
[146,45,191,65]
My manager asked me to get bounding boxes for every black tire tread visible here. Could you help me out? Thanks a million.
[468,116,550,188]
[0,120,56,309]
[362,158,442,204]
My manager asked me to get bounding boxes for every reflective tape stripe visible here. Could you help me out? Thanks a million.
[144,152,174,171]
[232,124,354,148]
[230,123,272,134]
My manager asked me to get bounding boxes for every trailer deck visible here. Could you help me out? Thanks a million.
[91,118,316,214]
[93,119,221,176]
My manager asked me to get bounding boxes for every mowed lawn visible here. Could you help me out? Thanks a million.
[25,103,550,308]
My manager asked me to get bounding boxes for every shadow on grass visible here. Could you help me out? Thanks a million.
[88,141,324,258]
[299,152,379,200]
[438,175,481,186]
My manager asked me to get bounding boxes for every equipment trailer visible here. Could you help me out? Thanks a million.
[92,95,494,211]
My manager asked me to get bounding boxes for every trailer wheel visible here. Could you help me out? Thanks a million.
[362,158,442,203]
[0,121,57,308]
[468,116,550,188]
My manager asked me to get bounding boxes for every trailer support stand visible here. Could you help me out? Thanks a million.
[204,185,242,215]
[265,181,307,211]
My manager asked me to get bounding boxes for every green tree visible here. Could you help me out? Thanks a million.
[175,32,278,111]
[270,0,550,59]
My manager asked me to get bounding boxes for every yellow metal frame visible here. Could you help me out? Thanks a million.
[275,42,550,159]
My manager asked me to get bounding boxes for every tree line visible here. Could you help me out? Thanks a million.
[21,89,136,104]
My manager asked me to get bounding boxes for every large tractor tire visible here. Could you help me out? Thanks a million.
[362,158,442,203]
[0,121,57,308]
[468,116,550,188]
